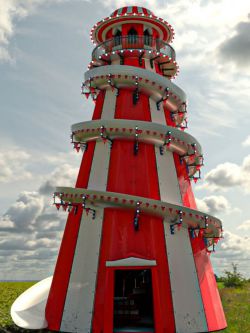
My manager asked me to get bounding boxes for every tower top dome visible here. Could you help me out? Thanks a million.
[90,5,174,45]
[111,6,154,17]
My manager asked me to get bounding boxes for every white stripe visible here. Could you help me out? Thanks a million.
[87,141,111,191]
[61,86,115,332]
[61,209,104,333]
[164,224,207,332]
[149,97,166,124]
[154,133,208,332]
[101,89,117,119]
[87,87,115,190]
[155,148,182,204]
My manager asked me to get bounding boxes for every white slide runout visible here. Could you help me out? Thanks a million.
[11,276,52,329]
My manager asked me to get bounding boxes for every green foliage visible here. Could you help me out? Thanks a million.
[218,281,250,333]
[0,281,35,328]
[217,281,225,290]
[0,281,54,332]
[223,263,246,288]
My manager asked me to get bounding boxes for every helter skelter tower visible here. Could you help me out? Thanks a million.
[11,6,227,333]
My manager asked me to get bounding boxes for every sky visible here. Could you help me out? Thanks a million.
[0,0,249,280]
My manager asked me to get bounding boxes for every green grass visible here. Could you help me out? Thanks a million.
[217,282,250,333]
[0,281,53,332]
[0,282,35,329]
[0,281,249,332]
[217,281,225,290]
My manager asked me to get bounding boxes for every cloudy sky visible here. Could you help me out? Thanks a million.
[0,0,249,280]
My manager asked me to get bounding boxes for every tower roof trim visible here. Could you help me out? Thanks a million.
[90,6,175,44]
[111,6,154,16]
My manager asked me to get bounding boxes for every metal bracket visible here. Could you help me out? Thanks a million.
[81,83,91,99]
[159,146,164,155]
[203,215,209,229]
[82,195,96,219]
[107,73,117,92]
[176,118,188,130]
[54,193,78,214]
[99,126,113,147]
[189,227,200,239]
[189,169,201,183]
[170,210,183,235]
[138,51,144,66]
[133,87,139,105]
[133,201,141,231]
[73,142,88,153]
[161,131,172,150]
[181,143,197,159]
[134,126,139,155]
[156,88,169,110]
[80,142,88,152]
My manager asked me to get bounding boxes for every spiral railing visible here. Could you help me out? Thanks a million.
[92,36,176,61]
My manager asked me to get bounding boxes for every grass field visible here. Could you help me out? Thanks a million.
[0,281,249,332]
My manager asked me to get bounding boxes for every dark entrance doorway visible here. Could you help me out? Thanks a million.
[113,269,154,332]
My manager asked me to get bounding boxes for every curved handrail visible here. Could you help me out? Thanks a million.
[71,119,202,158]
[54,187,222,239]
[84,65,186,106]
[92,36,176,61]
[71,120,203,177]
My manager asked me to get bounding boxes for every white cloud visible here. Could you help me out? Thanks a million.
[198,155,250,192]
[242,135,250,147]
[0,163,77,231]
[237,219,250,231]
[218,14,250,67]
[212,230,250,277]
[0,148,32,183]
[100,0,158,10]
[0,0,35,61]
[0,162,78,279]
[0,0,89,62]
[0,145,80,185]
[221,231,250,258]
[0,191,44,232]
[205,162,241,188]
[196,195,234,215]
[39,163,78,195]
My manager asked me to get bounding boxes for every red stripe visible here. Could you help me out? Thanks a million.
[92,90,105,120]
[107,140,160,199]
[192,238,227,331]
[114,89,151,121]
[173,153,227,331]
[163,104,176,127]
[75,141,96,188]
[45,207,83,330]
[110,89,159,198]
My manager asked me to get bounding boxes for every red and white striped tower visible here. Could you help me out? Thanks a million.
[46,6,227,333]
